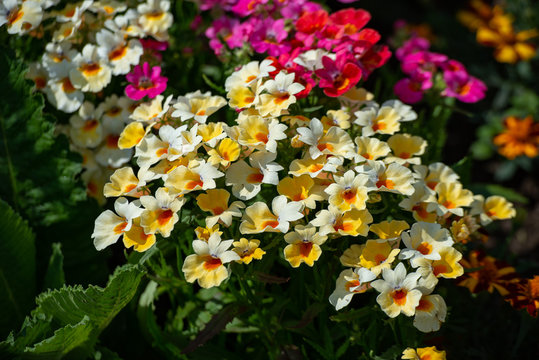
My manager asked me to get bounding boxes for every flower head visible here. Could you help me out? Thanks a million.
[125,62,168,100]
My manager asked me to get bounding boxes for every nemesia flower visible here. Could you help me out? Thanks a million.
[470,195,516,225]
[413,293,447,333]
[311,207,372,237]
[277,175,324,209]
[92,197,145,250]
[329,268,376,310]
[427,182,474,216]
[140,187,185,237]
[413,162,460,192]
[371,263,423,318]
[385,134,427,165]
[250,18,290,57]
[258,71,304,117]
[414,247,464,279]
[207,138,241,167]
[357,161,415,196]
[315,55,362,97]
[354,105,402,136]
[182,232,240,288]
[400,222,454,263]
[325,170,370,213]
[45,61,85,113]
[69,101,104,148]
[284,224,327,268]
[233,238,265,265]
[70,44,112,93]
[196,189,245,227]
[236,115,287,153]
[399,182,438,223]
[96,29,143,75]
[137,0,173,40]
[103,167,154,198]
[195,224,222,242]
[239,195,303,234]
[401,346,446,360]
[288,154,343,178]
[354,136,391,163]
[341,240,400,276]
[370,220,410,240]
[297,118,355,159]
[493,115,539,159]
[165,160,223,195]
[442,71,486,103]
[125,62,168,101]
[172,92,227,123]
[0,0,42,35]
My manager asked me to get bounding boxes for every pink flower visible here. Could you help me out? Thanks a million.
[125,62,167,101]
[250,18,290,56]
[394,78,425,104]
[401,50,447,77]
[315,53,362,97]
[442,71,487,103]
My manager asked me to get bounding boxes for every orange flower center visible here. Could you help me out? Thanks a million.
[212,207,225,215]
[186,179,204,190]
[417,242,433,255]
[299,242,313,257]
[391,289,407,306]
[261,220,279,229]
[372,122,386,132]
[399,152,411,159]
[442,200,456,209]
[274,93,290,105]
[113,221,128,234]
[317,143,334,152]
[376,179,395,189]
[255,132,269,144]
[83,119,99,132]
[416,298,434,312]
[203,256,222,271]
[374,253,386,265]
[62,77,76,93]
[412,203,430,220]
[7,9,24,26]
[157,209,173,226]
[109,46,127,61]
[80,63,102,77]
[433,264,449,277]
[342,189,356,203]
[246,170,264,184]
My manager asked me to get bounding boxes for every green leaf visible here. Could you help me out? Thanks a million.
[451,156,472,187]
[0,46,84,226]
[469,184,528,204]
[34,265,144,330]
[0,199,36,338]
[1,265,145,358]
[43,243,65,291]
[26,316,93,357]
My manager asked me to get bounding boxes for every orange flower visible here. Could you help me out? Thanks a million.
[493,116,539,159]
[457,0,504,31]
[505,276,539,317]
[457,250,518,296]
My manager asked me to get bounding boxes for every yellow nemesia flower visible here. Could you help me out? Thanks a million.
[196,189,245,227]
[284,225,327,267]
[402,346,446,360]
[233,238,265,264]
[277,175,324,209]
[370,220,410,240]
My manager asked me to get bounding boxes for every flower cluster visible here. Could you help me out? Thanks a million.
[493,115,539,160]
[392,30,486,104]
[92,60,516,334]
[203,1,390,97]
[3,0,174,204]
[458,0,538,64]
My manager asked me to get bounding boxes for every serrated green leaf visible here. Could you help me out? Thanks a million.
[34,265,144,331]
[43,243,65,291]
[1,265,144,358]
[25,316,93,358]
[0,199,36,338]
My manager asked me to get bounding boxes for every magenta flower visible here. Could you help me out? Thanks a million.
[442,71,487,103]
[250,18,290,57]
[401,50,447,77]
[125,62,167,101]
[315,53,362,97]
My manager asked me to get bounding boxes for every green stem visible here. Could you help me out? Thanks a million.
[0,115,19,212]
